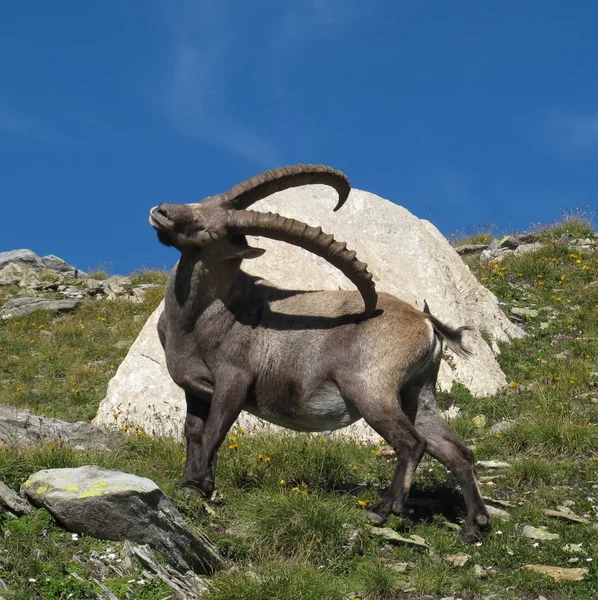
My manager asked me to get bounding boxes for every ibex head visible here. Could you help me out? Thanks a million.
[149,164,377,315]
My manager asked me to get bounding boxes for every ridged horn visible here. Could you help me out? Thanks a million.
[222,164,351,212]
[228,210,377,316]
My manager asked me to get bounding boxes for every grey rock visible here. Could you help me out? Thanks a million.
[94,185,524,440]
[41,255,85,276]
[0,404,121,450]
[0,249,43,270]
[511,306,538,317]
[486,505,510,520]
[498,236,520,250]
[129,542,211,597]
[477,460,511,468]
[21,466,223,574]
[455,244,489,255]
[0,480,36,517]
[514,242,543,256]
[0,263,26,286]
[0,297,81,319]
[58,288,86,300]
[511,307,538,318]
[517,232,540,244]
[106,281,125,295]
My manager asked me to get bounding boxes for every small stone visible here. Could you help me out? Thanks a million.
[522,564,588,582]
[444,553,470,567]
[543,508,589,524]
[388,561,411,573]
[474,564,487,578]
[522,525,559,541]
[486,505,510,520]
[511,307,538,318]
[477,460,511,468]
[489,420,515,434]
[366,526,428,548]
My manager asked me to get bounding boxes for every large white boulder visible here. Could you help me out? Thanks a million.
[93,186,523,440]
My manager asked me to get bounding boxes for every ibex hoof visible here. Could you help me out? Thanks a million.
[180,478,212,498]
[366,507,388,526]
[458,516,491,544]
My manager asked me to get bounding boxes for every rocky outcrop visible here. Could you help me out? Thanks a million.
[0,249,158,307]
[94,185,524,440]
[455,231,598,264]
[21,466,223,575]
[0,404,122,450]
[0,297,81,319]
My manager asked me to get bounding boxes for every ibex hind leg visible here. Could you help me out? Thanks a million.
[337,376,427,524]
[402,374,491,543]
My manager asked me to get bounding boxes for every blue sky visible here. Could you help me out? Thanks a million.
[1,1,597,273]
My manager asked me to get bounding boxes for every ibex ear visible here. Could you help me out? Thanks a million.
[225,246,266,260]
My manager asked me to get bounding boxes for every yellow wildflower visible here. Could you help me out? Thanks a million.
[279,479,286,485]
[357,499,370,507]
[228,443,240,450]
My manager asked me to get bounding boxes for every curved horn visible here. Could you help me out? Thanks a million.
[228,210,377,316]
[222,164,351,212]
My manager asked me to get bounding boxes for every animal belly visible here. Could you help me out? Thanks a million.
[244,382,361,432]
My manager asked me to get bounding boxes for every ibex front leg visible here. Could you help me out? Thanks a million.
[187,372,251,498]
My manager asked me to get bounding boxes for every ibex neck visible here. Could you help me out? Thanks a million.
[167,252,242,326]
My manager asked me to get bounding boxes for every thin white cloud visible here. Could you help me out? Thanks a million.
[0,103,60,144]
[161,1,284,167]
[547,111,598,152]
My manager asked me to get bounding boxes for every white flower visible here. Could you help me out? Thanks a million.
[29,578,36,583]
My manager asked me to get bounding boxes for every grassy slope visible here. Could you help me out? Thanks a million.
[1,221,598,599]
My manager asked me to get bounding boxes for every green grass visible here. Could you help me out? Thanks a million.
[2,222,598,598]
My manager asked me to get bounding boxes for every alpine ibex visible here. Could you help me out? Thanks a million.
[150,165,490,542]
